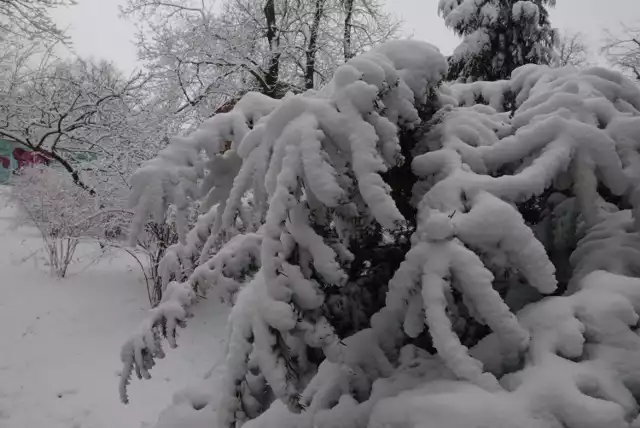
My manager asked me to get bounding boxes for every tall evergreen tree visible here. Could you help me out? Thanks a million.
[439,0,557,81]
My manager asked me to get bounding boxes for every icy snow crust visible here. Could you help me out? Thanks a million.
[124,39,640,428]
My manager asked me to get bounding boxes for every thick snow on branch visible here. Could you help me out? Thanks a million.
[129,40,446,242]
[416,65,640,225]
[197,262,640,428]
[192,232,262,301]
[231,264,640,428]
[439,0,556,81]
[387,64,640,388]
[512,1,540,21]
[119,281,196,404]
[158,207,220,288]
[454,192,557,294]
[125,39,640,428]
[128,92,280,244]
[122,39,447,420]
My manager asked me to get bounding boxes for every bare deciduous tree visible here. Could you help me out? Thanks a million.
[603,23,640,80]
[0,39,186,297]
[121,0,400,125]
[556,30,591,67]
[0,0,76,42]
[0,42,166,193]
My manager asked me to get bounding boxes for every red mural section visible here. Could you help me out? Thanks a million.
[12,148,50,168]
[0,140,51,183]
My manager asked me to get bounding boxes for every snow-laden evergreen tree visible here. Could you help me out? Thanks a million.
[439,0,557,81]
[119,39,640,428]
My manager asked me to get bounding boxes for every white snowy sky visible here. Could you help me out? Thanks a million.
[51,0,640,74]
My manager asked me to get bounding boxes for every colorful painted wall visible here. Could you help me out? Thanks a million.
[0,140,50,183]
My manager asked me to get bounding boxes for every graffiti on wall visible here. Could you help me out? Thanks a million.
[0,140,50,183]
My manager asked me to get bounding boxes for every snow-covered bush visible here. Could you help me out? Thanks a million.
[120,38,640,428]
[137,205,203,306]
[10,165,105,277]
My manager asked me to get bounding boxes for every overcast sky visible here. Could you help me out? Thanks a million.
[51,0,640,74]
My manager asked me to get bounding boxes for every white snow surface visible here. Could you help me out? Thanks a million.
[0,187,229,428]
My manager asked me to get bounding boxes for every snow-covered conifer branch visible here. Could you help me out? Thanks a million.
[122,40,447,419]
[191,232,263,301]
[439,0,556,81]
[119,281,196,404]
[123,34,640,428]
[380,63,640,391]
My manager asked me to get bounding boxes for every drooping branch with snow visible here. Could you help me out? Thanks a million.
[121,36,640,428]
[123,38,447,421]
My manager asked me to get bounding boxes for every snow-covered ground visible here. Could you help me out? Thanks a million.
[0,187,228,428]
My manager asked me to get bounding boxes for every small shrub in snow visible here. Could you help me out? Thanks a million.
[10,165,102,277]
[119,37,640,428]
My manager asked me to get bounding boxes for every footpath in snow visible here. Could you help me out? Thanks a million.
[0,188,228,428]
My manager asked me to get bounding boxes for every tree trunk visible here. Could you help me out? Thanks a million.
[263,0,281,97]
[305,0,325,89]
[342,0,354,61]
